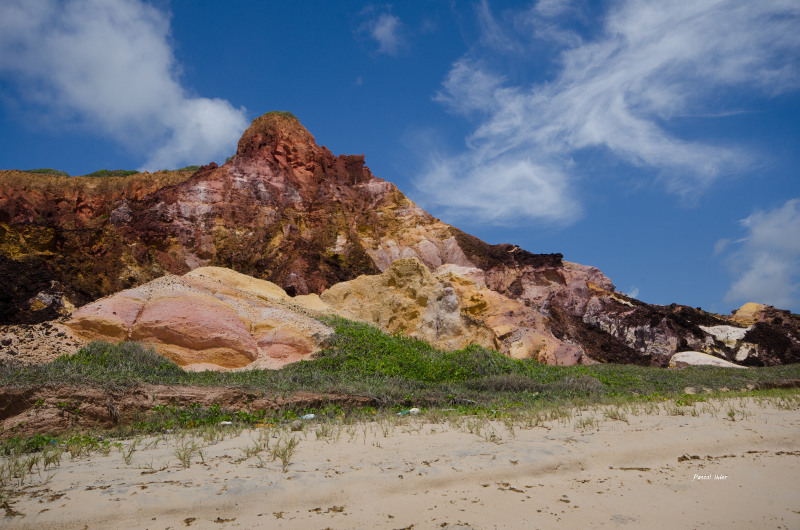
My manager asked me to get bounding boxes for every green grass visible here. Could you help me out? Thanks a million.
[80,169,139,178]
[1,341,185,388]
[178,165,201,172]
[22,167,143,178]
[23,168,70,177]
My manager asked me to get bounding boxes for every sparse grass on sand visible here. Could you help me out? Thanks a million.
[3,392,799,516]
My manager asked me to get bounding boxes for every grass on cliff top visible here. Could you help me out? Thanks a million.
[79,169,139,178]
[21,167,200,179]
[264,110,298,120]
[2,317,799,409]
[23,168,70,177]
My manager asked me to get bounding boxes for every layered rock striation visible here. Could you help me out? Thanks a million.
[2,112,799,367]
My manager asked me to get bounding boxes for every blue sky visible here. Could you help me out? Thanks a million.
[1,0,799,314]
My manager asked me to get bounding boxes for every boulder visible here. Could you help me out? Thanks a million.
[669,351,747,369]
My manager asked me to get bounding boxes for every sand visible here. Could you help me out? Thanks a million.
[4,397,800,529]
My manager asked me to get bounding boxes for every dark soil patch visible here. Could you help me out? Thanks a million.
[744,322,799,365]
[451,228,562,271]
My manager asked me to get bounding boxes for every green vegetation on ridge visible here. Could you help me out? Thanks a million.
[23,168,70,177]
[20,166,202,179]
[80,169,139,178]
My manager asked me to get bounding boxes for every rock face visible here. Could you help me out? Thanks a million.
[66,267,332,370]
[321,258,588,365]
[0,168,199,324]
[321,258,469,349]
[3,111,800,367]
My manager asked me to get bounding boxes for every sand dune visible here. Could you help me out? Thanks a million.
[6,397,800,529]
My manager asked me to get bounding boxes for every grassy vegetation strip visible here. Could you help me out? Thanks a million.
[2,317,800,404]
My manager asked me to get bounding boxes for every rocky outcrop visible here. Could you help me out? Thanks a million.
[121,113,480,297]
[66,267,333,370]
[321,258,468,348]
[321,258,590,365]
[2,112,799,367]
[729,303,768,326]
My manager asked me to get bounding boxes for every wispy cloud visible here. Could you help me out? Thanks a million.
[475,0,519,52]
[0,0,248,171]
[360,9,405,56]
[533,0,574,18]
[416,0,800,225]
[720,199,800,311]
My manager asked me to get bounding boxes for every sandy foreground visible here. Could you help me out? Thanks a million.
[4,397,800,529]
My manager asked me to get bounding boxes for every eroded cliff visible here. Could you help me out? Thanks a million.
[2,112,798,367]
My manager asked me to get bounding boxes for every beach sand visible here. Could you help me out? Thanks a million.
[5,397,800,529]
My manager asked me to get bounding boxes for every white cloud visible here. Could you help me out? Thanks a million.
[626,286,640,299]
[362,11,405,56]
[0,0,247,171]
[416,0,800,225]
[721,199,800,310]
[416,150,581,226]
